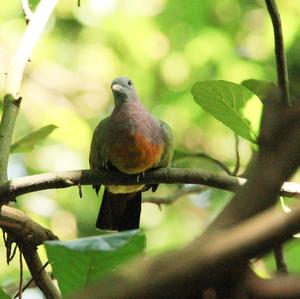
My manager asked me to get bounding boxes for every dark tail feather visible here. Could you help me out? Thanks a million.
[96,189,141,231]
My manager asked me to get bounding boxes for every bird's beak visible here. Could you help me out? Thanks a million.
[112,84,123,92]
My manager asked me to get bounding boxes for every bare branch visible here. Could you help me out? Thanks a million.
[274,244,288,274]
[265,0,290,106]
[69,202,300,299]
[14,262,50,299]
[22,0,34,24]
[232,134,240,176]
[1,168,300,204]
[174,150,232,175]
[0,0,58,181]
[22,246,61,299]
[246,271,300,299]
[18,247,23,299]
[0,206,58,246]
[144,185,206,205]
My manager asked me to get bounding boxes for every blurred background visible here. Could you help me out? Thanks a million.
[1,0,300,295]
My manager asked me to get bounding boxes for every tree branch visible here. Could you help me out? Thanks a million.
[274,244,288,273]
[246,272,300,299]
[22,246,61,299]
[205,103,300,233]
[0,206,58,247]
[69,201,300,299]
[144,185,206,205]
[1,168,300,204]
[1,206,59,298]
[22,0,33,24]
[174,150,233,175]
[265,0,290,106]
[0,0,58,182]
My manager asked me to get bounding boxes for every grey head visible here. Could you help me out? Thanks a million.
[111,77,138,105]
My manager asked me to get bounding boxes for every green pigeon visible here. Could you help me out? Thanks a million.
[89,77,174,231]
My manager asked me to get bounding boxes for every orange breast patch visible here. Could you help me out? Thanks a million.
[108,132,164,174]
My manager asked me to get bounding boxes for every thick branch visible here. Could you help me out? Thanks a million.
[70,202,300,299]
[265,0,290,106]
[1,168,300,203]
[22,246,61,299]
[246,272,300,299]
[205,103,300,233]
[0,206,58,246]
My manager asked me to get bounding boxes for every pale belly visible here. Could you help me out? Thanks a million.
[106,184,145,194]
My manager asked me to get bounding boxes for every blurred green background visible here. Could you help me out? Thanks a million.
[1,0,300,295]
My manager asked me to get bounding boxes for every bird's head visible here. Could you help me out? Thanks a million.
[111,77,137,104]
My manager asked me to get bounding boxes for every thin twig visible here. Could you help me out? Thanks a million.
[18,246,23,299]
[22,247,61,299]
[174,150,232,175]
[78,183,82,198]
[274,244,288,274]
[22,0,33,24]
[232,134,240,176]
[265,0,290,107]
[144,185,206,205]
[14,261,50,299]
[9,242,18,264]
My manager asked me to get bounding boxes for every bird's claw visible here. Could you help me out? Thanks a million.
[137,172,145,183]
[102,159,109,170]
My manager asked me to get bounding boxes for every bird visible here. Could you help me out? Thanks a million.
[89,77,174,231]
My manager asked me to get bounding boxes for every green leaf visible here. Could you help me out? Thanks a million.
[0,288,10,299]
[191,80,259,143]
[45,230,146,297]
[241,79,277,103]
[10,124,57,153]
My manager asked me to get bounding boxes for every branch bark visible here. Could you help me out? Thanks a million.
[265,0,290,106]
[69,201,300,299]
[0,206,58,247]
[246,272,300,299]
[0,0,58,181]
[1,168,300,204]
[22,246,61,299]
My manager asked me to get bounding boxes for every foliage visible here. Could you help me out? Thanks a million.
[45,230,146,297]
[191,80,258,143]
[0,288,9,299]
[10,124,57,153]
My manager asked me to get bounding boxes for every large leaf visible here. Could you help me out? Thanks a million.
[10,124,57,153]
[45,230,146,297]
[191,80,258,143]
[0,288,9,299]
[241,79,277,103]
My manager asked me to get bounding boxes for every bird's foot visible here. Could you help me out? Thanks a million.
[102,159,109,170]
[137,172,145,183]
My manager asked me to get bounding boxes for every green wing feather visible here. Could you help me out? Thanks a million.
[89,117,109,171]
[157,120,175,168]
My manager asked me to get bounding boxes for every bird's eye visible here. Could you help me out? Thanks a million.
[128,80,132,86]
